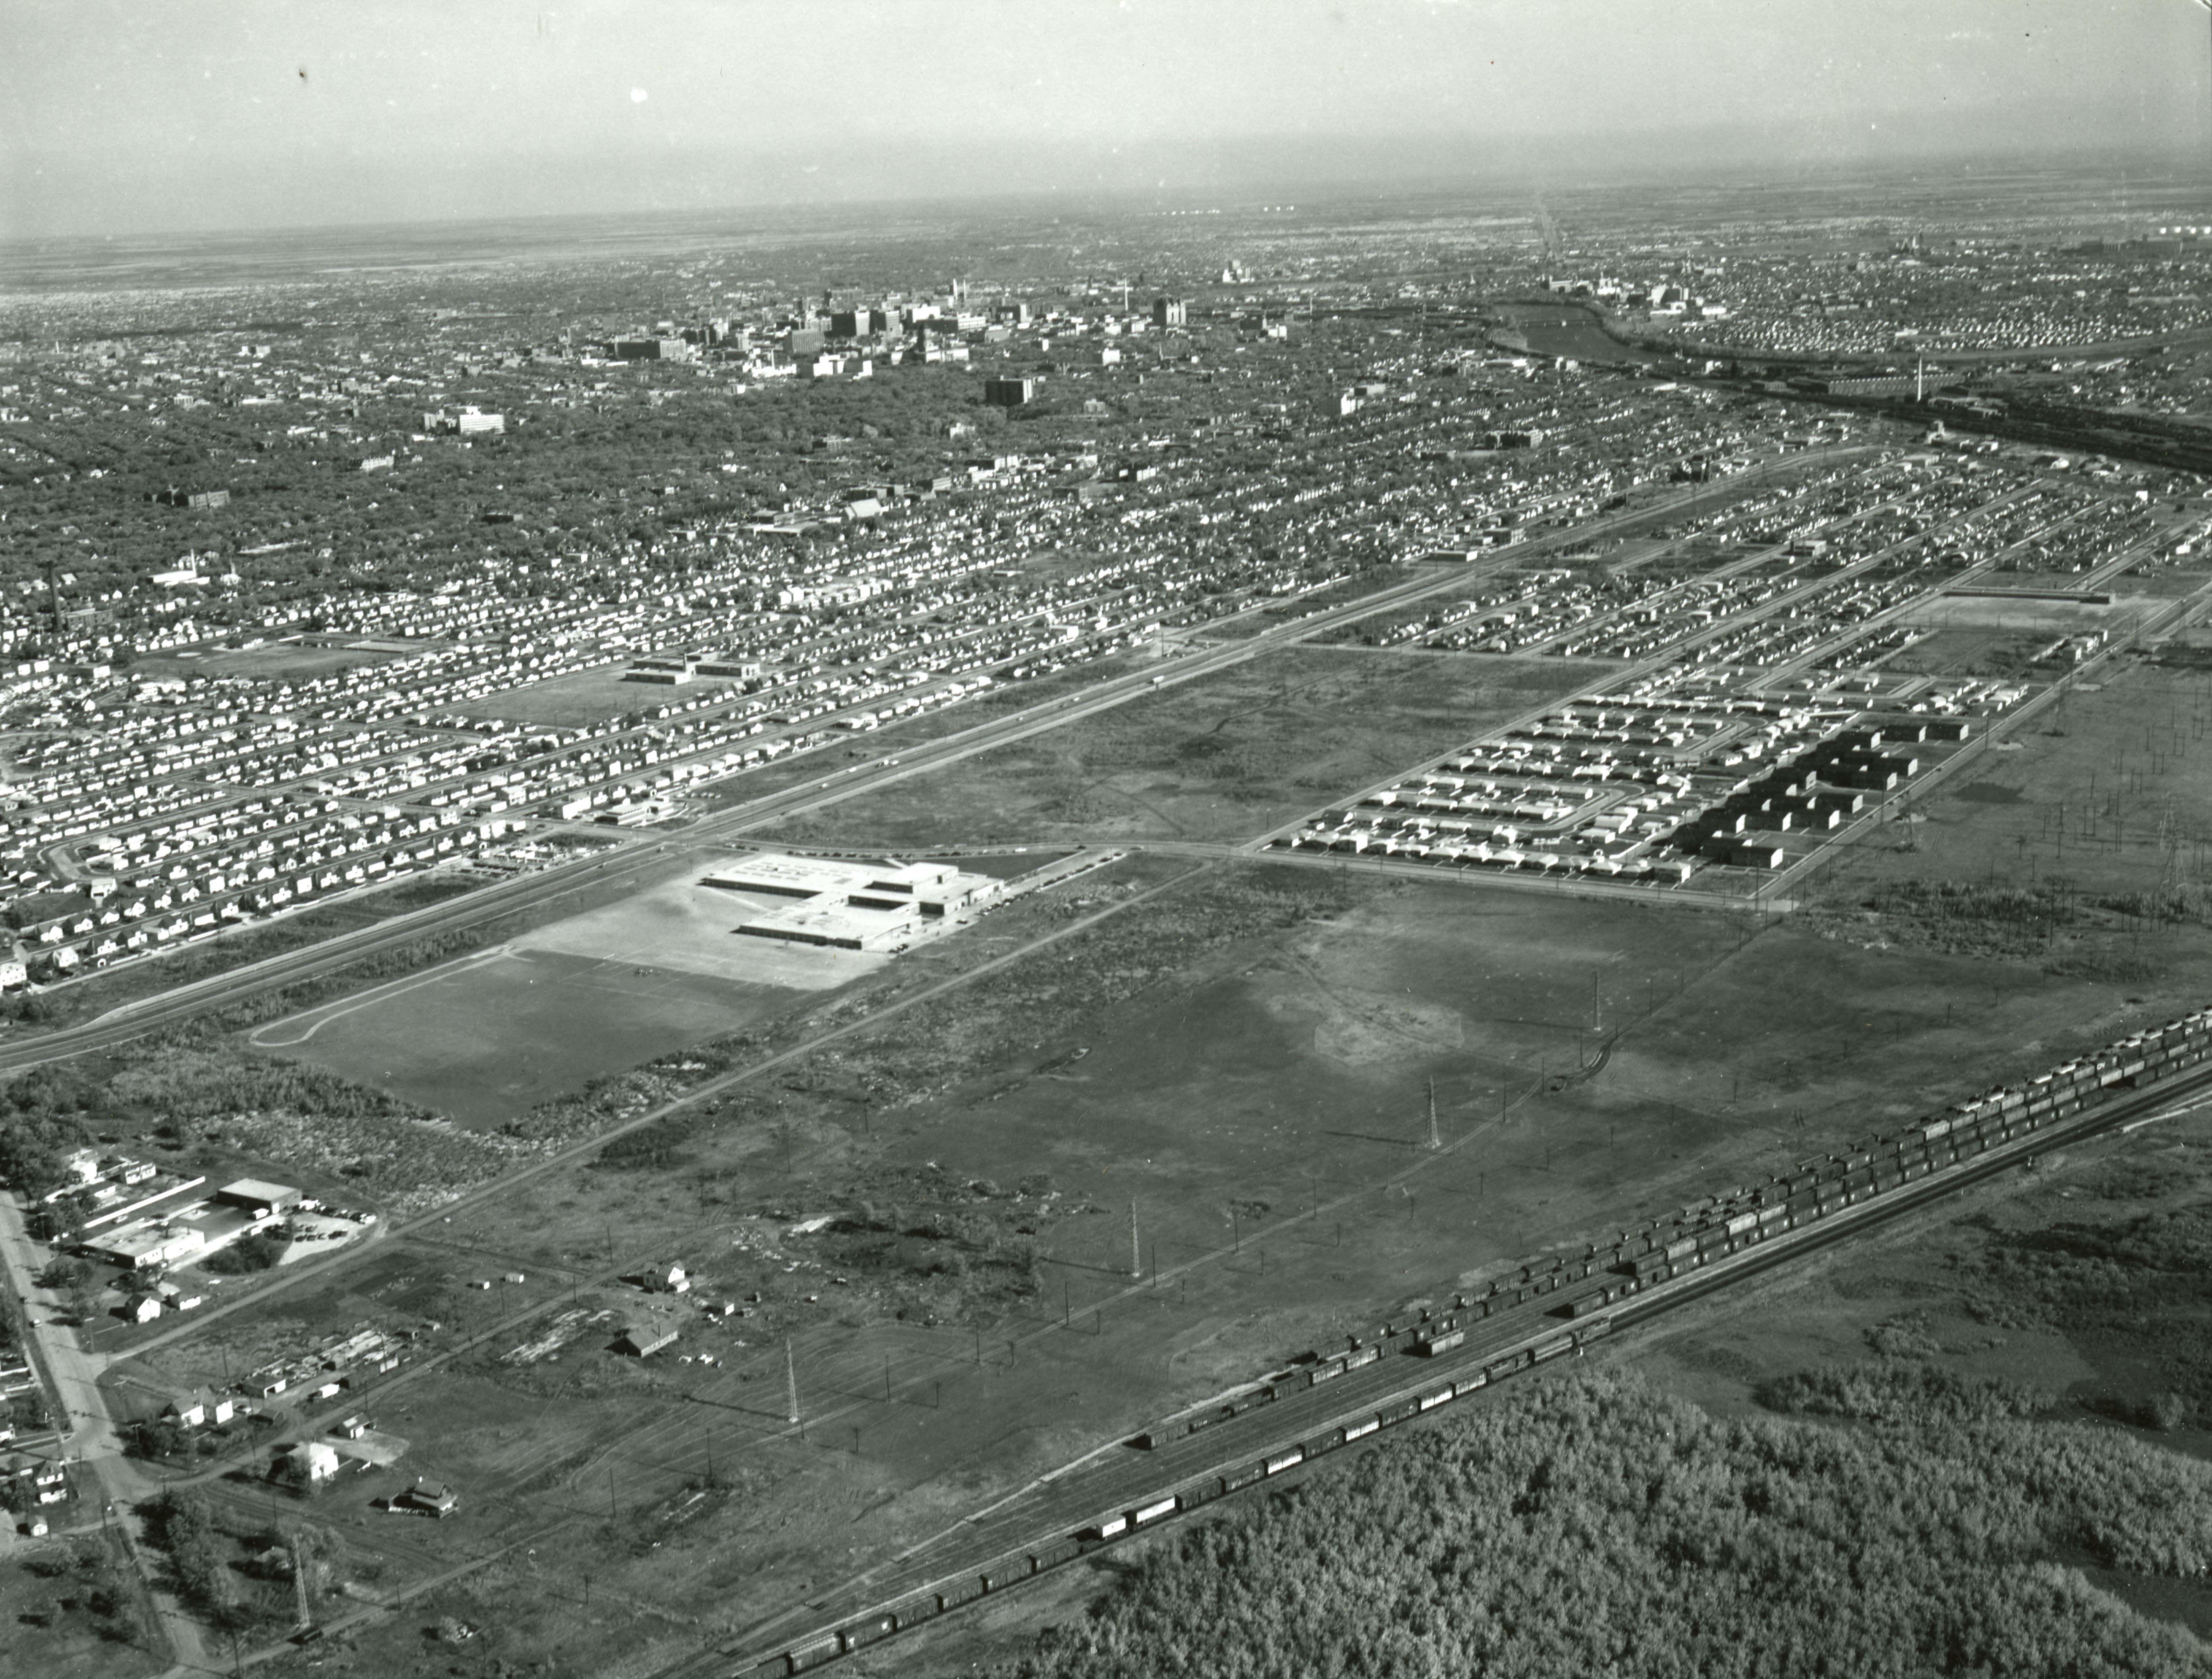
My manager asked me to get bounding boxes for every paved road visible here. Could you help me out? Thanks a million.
[1760,563,2212,907]
[114,851,1198,1364]
[1244,470,2026,862]
[0,467,1828,1077]
[0,1191,209,1672]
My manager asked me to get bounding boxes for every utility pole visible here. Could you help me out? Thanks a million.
[1128,1200,1141,1279]
[784,1340,800,1427]
[1426,1077,1441,1151]
[291,1531,313,1632]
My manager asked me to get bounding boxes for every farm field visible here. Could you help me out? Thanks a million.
[756,644,1615,852]
[252,941,801,1124]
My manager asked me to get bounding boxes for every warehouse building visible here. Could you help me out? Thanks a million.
[215,1179,301,1219]
[702,853,1002,951]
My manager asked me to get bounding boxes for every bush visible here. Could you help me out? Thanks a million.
[202,1227,290,1274]
[1756,1362,2052,1427]
[35,1254,90,1291]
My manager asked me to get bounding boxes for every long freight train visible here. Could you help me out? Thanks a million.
[741,1005,2212,1676]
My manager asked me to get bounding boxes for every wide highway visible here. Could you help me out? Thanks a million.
[0,460,1853,1074]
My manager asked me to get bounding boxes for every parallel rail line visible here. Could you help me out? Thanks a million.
[704,1031,2212,1678]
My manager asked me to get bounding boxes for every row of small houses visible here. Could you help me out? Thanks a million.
[1675,725,1945,867]
[1302,713,1965,877]
[14,816,515,977]
[2,1347,68,1521]
[41,589,1056,902]
[1280,827,1699,882]
[1576,572,1886,665]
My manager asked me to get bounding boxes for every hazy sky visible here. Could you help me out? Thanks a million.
[2,0,2204,240]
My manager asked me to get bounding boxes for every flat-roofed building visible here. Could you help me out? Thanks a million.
[83,1222,207,1271]
[214,1179,301,1219]
[701,853,1003,951]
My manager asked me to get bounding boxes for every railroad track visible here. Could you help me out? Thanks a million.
[696,1032,2212,1679]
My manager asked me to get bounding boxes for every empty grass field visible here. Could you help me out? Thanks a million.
[757,644,1615,851]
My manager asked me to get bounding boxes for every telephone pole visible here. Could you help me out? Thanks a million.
[1128,1200,1141,1279]
[290,1532,313,1632]
[784,1340,800,1426]
[1426,1077,1441,1151]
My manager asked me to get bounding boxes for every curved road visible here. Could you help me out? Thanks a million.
[0,463,1851,1076]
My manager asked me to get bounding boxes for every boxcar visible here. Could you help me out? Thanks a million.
[937,1577,984,1612]
[891,1594,939,1631]
[1032,1537,1080,1570]
[840,1615,895,1653]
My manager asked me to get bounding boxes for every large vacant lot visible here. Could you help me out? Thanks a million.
[759,644,1615,851]
[252,856,886,1124]
[327,841,2207,1649]
[1807,646,2212,976]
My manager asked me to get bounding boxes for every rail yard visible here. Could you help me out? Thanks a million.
[717,1005,2212,1675]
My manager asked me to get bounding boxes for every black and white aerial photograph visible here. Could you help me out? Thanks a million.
[7,2,2212,1674]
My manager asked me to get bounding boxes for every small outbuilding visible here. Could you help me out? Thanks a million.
[615,1317,679,1358]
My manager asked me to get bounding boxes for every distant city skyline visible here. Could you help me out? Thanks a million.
[2,0,2205,242]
